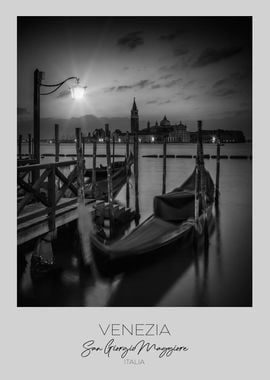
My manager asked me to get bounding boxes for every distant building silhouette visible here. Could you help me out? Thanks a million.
[131,98,139,134]
[110,99,246,144]
[190,129,246,143]
[138,114,190,143]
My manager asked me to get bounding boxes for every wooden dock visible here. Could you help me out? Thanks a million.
[17,157,134,245]
[17,159,96,245]
[18,197,95,245]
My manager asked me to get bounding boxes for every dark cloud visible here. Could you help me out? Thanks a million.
[218,108,251,119]
[106,79,155,92]
[212,88,237,97]
[146,100,158,104]
[183,80,195,88]
[230,72,249,81]
[233,108,251,118]
[212,78,229,88]
[165,78,182,88]
[174,47,189,56]
[184,95,197,100]
[104,86,116,92]
[213,72,249,90]
[151,77,182,89]
[160,74,173,80]
[117,31,144,50]
[193,47,242,67]
[159,29,184,41]
[136,80,154,88]
[159,100,171,105]
[17,107,29,115]
[151,84,161,89]
[158,65,172,72]
[117,85,133,91]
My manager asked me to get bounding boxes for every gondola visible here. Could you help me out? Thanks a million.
[84,152,133,200]
[90,165,215,276]
[84,160,128,181]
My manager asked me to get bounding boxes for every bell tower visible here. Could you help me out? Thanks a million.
[131,97,139,134]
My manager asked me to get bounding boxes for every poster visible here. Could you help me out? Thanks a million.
[1,1,269,379]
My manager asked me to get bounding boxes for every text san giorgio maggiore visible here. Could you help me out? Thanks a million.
[81,324,189,359]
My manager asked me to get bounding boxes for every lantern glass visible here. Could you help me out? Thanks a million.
[71,85,85,100]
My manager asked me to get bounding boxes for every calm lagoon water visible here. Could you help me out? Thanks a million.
[18,143,252,307]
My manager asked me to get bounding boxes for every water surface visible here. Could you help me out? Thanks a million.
[18,143,252,306]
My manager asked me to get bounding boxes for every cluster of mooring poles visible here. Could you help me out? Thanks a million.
[195,120,209,245]
[72,124,139,236]
[160,121,221,246]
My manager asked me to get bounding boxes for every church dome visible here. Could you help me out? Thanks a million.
[160,115,171,127]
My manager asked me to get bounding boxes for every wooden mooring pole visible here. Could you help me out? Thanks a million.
[194,164,200,222]
[82,133,85,157]
[197,120,209,246]
[54,124,59,163]
[105,124,114,234]
[18,134,22,159]
[92,138,97,197]
[112,135,115,166]
[75,128,85,202]
[215,129,221,205]
[162,136,167,194]
[134,132,140,225]
[126,132,130,208]
[28,134,32,157]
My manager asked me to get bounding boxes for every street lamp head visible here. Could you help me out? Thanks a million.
[70,78,86,100]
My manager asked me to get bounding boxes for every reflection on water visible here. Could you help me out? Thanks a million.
[18,143,252,307]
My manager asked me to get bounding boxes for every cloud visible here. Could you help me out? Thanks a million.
[17,107,29,115]
[151,84,161,89]
[105,79,155,92]
[104,86,116,92]
[183,80,195,88]
[212,78,230,88]
[193,47,242,67]
[117,31,144,50]
[158,65,173,72]
[230,72,249,81]
[160,74,173,80]
[165,78,182,88]
[146,100,158,104]
[174,47,189,56]
[159,100,171,105]
[212,71,249,91]
[184,95,197,100]
[159,29,184,41]
[116,85,134,91]
[211,88,237,97]
[136,80,154,88]
[217,108,251,119]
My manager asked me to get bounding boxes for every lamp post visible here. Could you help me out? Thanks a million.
[33,68,86,166]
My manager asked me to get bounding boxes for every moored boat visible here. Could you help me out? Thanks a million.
[90,167,214,275]
[84,152,133,200]
[89,121,215,276]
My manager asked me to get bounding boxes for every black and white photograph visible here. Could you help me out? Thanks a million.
[17,15,252,307]
[2,0,270,378]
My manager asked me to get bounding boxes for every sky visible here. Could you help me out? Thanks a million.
[17,16,252,137]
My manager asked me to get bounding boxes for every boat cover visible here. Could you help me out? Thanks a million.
[154,169,214,222]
